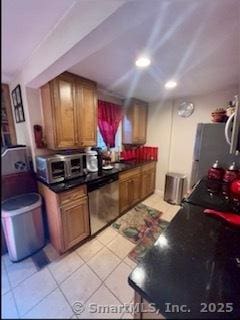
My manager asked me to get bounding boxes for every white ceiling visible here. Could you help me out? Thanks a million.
[2,0,75,81]
[69,0,240,101]
[2,0,240,101]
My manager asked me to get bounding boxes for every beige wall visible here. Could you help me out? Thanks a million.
[147,85,239,194]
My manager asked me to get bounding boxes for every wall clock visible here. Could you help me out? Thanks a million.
[178,102,194,118]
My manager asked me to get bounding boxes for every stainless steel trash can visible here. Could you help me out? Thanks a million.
[2,193,45,262]
[164,173,187,205]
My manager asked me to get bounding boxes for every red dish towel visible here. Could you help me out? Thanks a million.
[204,209,240,227]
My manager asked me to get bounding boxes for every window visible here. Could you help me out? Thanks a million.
[97,122,122,151]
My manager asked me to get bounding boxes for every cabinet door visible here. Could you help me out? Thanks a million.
[119,179,130,213]
[52,74,78,148]
[149,168,156,194]
[61,197,89,251]
[129,174,141,205]
[124,100,147,145]
[76,80,97,146]
[141,171,150,199]
[137,103,147,144]
[141,168,156,199]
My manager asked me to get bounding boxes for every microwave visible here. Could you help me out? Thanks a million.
[36,153,86,184]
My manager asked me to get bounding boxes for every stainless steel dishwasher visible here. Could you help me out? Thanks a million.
[87,173,119,235]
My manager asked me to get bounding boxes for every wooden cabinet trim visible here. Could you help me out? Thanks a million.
[2,84,17,145]
[59,184,87,206]
[119,167,141,181]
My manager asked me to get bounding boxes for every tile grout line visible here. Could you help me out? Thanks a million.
[20,285,58,319]
[46,253,85,286]
[47,263,83,318]
[2,258,21,319]
[6,261,38,291]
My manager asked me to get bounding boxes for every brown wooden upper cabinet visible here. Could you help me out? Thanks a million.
[122,98,148,145]
[41,72,97,150]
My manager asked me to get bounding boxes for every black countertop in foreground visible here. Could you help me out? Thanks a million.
[38,160,156,193]
[128,202,240,319]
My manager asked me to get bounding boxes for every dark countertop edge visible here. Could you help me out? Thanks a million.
[37,160,157,193]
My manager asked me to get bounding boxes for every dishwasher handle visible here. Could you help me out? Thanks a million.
[87,174,119,192]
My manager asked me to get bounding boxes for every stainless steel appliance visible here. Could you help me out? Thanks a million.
[36,153,86,184]
[164,173,187,205]
[2,145,29,175]
[59,153,86,179]
[225,95,240,154]
[88,173,119,235]
[36,155,65,184]
[190,123,240,187]
[2,193,45,262]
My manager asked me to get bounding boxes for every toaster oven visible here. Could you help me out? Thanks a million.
[36,153,86,184]
[36,155,65,184]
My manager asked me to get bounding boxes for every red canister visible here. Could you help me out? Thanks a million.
[208,160,224,181]
[223,162,239,183]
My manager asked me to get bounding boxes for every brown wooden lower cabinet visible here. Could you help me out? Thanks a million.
[38,182,90,253]
[61,197,89,251]
[134,291,165,319]
[141,167,156,199]
[120,162,156,214]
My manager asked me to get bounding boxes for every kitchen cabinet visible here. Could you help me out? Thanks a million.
[141,162,156,199]
[119,167,141,213]
[119,162,156,213]
[38,183,89,253]
[133,291,163,319]
[75,78,97,146]
[122,98,148,145]
[61,197,89,251]
[41,72,97,150]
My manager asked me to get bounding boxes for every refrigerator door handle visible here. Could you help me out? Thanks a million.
[225,112,234,145]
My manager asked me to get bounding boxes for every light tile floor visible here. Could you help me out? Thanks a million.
[1,194,180,319]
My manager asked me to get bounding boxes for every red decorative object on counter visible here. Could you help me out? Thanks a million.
[230,178,240,200]
[120,146,158,161]
[223,162,239,183]
[207,160,224,181]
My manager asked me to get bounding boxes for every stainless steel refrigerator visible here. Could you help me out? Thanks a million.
[190,123,240,187]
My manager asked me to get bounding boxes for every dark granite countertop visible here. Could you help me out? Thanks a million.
[128,202,240,319]
[38,160,156,193]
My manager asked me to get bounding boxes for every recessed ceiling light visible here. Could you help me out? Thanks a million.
[135,56,151,68]
[165,80,177,89]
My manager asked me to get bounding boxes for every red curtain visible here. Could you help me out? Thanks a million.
[98,100,122,148]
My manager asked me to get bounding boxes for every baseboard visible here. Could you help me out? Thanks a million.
[154,189,164,197]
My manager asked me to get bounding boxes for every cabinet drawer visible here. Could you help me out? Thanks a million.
[119,167,141,181]
[59,184,87,205]
[141,162,156,172]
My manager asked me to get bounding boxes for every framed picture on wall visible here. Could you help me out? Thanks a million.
[11,85,25,123]
[14,107,20,123]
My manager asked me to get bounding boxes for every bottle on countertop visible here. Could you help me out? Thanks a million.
[223,162,239,183]
[208,160,224,181]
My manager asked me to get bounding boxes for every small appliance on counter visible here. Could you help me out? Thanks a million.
[86,150,98,172]
[36,153,86,184]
